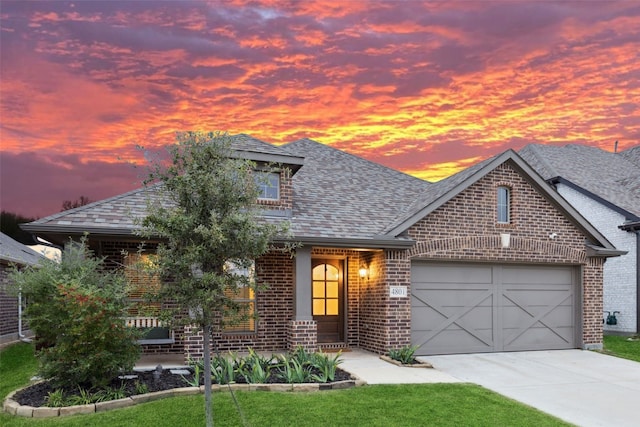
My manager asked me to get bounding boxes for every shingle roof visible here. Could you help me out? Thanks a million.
[24,186,163,234]
[519,144,640,219]
[25,136,429,243]
[22,136,621,252]
[383,154,496,234]
[0,232,45,265]
[281,138,431,239]
[620,145,640,168]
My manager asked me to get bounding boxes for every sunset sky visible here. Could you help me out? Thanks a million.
[1,1,639,218]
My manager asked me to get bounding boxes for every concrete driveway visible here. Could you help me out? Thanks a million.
[426,350,640,427]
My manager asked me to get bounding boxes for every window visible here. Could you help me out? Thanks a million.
[124,253,172,342]
[223,261,256,333]
[124,253,161,318]
[254,171,279,200]
[497,186,511,223]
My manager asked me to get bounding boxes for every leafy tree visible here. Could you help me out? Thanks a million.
[61,195,93,211]
[137,131,294,427]
[8,237,140,389]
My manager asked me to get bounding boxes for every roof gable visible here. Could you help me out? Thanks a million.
[383,149,617,253]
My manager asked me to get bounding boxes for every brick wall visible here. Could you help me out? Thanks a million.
[185,251,295,357]
[0,264,19,340]
[404,162,605,349]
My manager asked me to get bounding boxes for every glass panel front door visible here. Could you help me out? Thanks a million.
[312,259,344,342]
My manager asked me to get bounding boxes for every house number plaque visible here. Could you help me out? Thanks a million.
[389,286,407,298]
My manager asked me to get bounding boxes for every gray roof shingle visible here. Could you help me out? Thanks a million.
[282,138,431,239]
[0,232,45,265]
[26,136,429,243]
[519,144,640,219]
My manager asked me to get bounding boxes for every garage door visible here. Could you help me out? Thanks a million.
[411,262,577,355]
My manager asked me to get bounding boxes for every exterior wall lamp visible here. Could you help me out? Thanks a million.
[359,264,369,279]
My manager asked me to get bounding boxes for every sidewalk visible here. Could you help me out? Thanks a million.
[339,349,461,384]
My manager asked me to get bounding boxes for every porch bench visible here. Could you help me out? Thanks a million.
[125,317,174,345]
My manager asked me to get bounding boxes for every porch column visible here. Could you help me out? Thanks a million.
[289,246,317,351]
[293,246,312,320]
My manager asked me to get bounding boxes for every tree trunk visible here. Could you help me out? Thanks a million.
[203,324,213,427]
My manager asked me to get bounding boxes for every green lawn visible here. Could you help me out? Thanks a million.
[602,334,640,362]
[1,342,570,426]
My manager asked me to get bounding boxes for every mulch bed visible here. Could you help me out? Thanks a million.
[13,367,354,408]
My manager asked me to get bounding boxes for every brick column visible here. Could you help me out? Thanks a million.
[288,319,317,352]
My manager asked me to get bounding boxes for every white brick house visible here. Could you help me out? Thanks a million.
[521,144,640,334]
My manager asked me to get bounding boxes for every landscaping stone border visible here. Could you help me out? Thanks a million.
[3,379,363,418]
[379,355,433,368]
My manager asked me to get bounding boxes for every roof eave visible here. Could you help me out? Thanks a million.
[585,244,628,258]
[276,235,415,250]
[231,150,304,174]
[620,221,640,231]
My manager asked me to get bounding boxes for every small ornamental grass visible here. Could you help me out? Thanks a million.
[388,345,419,364]
[184,346,344,386]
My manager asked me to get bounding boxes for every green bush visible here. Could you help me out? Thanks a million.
[9,238,140,389]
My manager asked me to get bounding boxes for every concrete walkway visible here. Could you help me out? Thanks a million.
[427,350,640,427]
[340,349,461,384]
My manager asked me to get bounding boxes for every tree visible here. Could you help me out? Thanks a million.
[137,131,293,427]
[61,196,93,211]
[8,237,140,389]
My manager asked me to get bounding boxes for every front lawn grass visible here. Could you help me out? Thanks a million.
[0,342,38,400]
[1,343,570,426]
[603,334,640,362]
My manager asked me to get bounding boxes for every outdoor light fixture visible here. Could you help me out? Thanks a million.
[359,264,369,279]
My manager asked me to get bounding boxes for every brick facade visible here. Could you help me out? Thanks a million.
[404,162,604,349]
[0,264,19,341]
[82,161,605,357]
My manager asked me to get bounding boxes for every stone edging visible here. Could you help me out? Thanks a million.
[3,379,364,418]
[379,355,433,368]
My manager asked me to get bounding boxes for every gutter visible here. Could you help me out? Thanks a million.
[585,244,627,258]
[274,235,416,250]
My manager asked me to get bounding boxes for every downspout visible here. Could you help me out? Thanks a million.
[18,289,32,342]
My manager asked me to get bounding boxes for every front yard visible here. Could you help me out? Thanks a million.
[0,342,571,426]
[602,334,640,362]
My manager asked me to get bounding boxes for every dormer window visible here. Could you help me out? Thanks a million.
[255,171,279,200]
[497,186,511,223]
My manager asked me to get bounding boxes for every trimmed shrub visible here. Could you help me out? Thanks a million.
[9,238,140,389]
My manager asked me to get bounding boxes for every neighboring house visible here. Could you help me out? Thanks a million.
[520,144,640,335]
[22,135,623,358]
[0,232,44,345]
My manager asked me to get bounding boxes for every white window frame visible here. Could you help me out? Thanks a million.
[254,171,280,201]
[497,186,511,223]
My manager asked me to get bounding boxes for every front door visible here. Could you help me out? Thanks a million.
[312,259,344,343]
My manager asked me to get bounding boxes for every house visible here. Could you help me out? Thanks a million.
[520,144,640,335]
[22,135,623,357]
[0,232,45,345]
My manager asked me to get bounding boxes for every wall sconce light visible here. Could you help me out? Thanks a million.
[359,264,369,279]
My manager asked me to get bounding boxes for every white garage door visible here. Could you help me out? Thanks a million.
[411,262,578,356]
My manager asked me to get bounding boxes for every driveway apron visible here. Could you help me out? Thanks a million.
[426,350,640,427]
